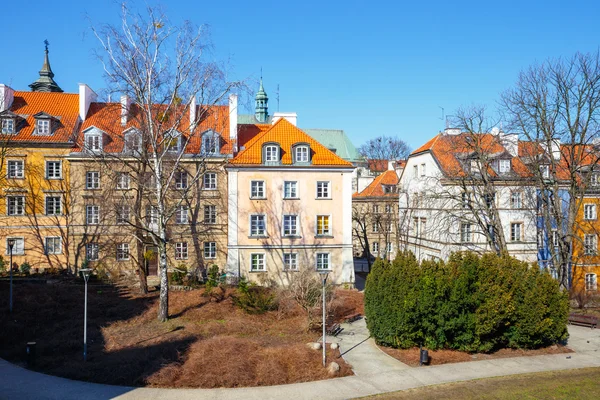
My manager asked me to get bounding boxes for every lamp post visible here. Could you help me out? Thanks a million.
[319,270,329,367]
[7,239,14,313]
[80,268,91,361]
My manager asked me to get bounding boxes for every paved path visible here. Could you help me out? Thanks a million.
[1,324,599,400]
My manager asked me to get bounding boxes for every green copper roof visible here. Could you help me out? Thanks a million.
[304,128,361,162]
[29,41,63,93]
[238,114,272,124]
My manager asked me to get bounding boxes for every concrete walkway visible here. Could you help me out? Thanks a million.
[1,324,599,400]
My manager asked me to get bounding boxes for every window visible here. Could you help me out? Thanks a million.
[372,242,379,254]
[85,133,102,151]
[175,205,189,224]
[483,193,495,208]
[124,131,141,153]
[316,181,330,199]
[204,205,217,224]
[202,132,220,155]
[461,192,470,209]
[585,273,598,291]
[116,243,130,261]
[7,160,24,179]
[419,218,426,238]
[283,215,299,236]
[1,118,15,134]
[413,165,418,178]
[251,180,265,198]
[284,181,297,199]
[499,159,511,173]
[295,146,309,163]
[175,242,188,259]
[584,234,597,255]
[510,222,523,242]
[386,242,393,253]
[203,172,217,190]
[250,215,266,236]
[584,204,597,220]
[7,196,25,215]
[6,238,24,255]
[45,196,61,215]
[166,134,181,153]
[470,160,480,174]
[265,144,279,162]
[420,163,426,177]
[86,243,99,261]
[86,205,100,225]
[175,171,188,189]
[372,222,379,233]
[385,204,393,213]
[386,221,393,233]
[511,192,523,209]
[204,242,217,259]
[45,237,62,255]
[552,230,559,247]
[116,205,130,224]
[592,173,600,187]
[316,253,330,270]
[46,161,62,179]
[37,119,50,135]
[86,171,100,189]
[316,215,331,235]
[284,253,298,270]
[540,165,550,179]
[460,223,472,243]
[116,173,130,190]
[146,206,158,225]
[383,185,396,194]
[373,205,379,214]
[250,253,266,271]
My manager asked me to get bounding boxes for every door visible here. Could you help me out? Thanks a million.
[145,246,158,276]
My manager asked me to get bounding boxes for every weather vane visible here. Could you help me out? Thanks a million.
[44,39,49,52]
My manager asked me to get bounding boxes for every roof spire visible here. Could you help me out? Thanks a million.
[255,73,269,123]
[29,40,63,93]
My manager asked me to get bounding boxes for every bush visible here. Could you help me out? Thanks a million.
[233,277,278,314]
[171,264,188,285]
[0,256,5,272]
[364,251,569,352]
[20,262,31,275]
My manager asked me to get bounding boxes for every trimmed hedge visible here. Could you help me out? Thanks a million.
[364,251,569,352]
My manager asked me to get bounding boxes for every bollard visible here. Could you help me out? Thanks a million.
[26,342,36,368]
[419,348,429,366]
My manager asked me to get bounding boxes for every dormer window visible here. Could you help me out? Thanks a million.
[540,165,550,179]
[124,129,141,153]
[1,118,15,134]
[263,143,280,164]
[85,132,102,152]
[37,119,50,135]
[202,130,220,155]
[166,132,182,153]
[498,159,511,173]
[293,144,310,164]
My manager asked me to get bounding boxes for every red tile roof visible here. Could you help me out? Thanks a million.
[1,91,80,144]
[367,159,388,172]
[230,118,353,166]
[354,170,399,198]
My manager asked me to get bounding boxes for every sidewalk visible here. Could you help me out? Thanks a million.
[1,323,599,400]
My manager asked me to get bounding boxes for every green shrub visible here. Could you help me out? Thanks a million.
[171,264,188,285]
[206,265,222,289]
[0,256,5,272]
[364,251,569,352]
[20,262,31,275]
[233,277,277,314]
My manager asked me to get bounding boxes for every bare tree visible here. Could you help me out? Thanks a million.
[91,5,239,321]
[501,51,600,288]
[358,135,411,161]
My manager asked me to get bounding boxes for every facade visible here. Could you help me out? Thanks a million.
[226,118,355,285]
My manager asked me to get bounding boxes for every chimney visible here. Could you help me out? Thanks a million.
[551,139,561,160]
[444,127,461,135]
[229,94,238,152]
[120,95,131,126]
[78,84,97,121]
[272,112,297,126]
[388,160,394,171]
[0,84,15,112]
[189,96,197,132]
[500,133,519,157]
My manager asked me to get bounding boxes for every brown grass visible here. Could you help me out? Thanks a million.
[0,281,359,388]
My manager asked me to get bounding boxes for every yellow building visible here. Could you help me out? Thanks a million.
[572,194,600,294]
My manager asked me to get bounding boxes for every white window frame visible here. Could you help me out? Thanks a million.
[45,195,61,216]
[175,242,188,260]
[592,173,600,187]
[202,131,220,155]
[44,237,62,255]
[86,243,99,261]
[584,204,597,220]
[86,171,100,190]
[295,146,309,163]
[116,172,130,190]
[37,119,50,135]
[265,145,279,163]
[116,243,130,261]
[372,222,379,233]
[316,215,331,236]
[250,214,267,236]
[284,181,298,199]
[585,273,598,291]
[6,237,24,255]
[250,253,266,271]
[46,160,62,179]
[540,165,550,179]
[510,222,523,242]
[175,171,188,189]
[283,253,298,270]
[250,180,266,199]
[316,181,330,199]
[204,205,217,224]
[116,205,130,224]
[460,223,472,243]
[420,163,426,177]
[85,132,102,151]
[86,205,100,225]
[204,242,217,259]
[413,165,418,178]
[7,160,24,179]
[7,196,25,216]
[584,234,597,255]
[511,191,523,209]
[372,242,379,254]
[1,118,15,134]
[203,172,217,190]
[499,159,511,173]
[175,205,189,224]
[386,242,393,253]
[316,253,331,271]
[283,214,299,236]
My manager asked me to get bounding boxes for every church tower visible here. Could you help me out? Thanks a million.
[255,78,268,123]
[29,40,63,93]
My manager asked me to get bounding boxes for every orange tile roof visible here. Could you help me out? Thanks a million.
[230,118,353,167]
[1,91,80,144]
[354,170,399,198]
[367,159,388,172]
[78,102,230,154]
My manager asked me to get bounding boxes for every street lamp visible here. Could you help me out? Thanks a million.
[319,270,329,367]
[80,268,92,361]
[7,238,14,313]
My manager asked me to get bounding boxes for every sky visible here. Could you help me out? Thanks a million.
[1,0,600,151]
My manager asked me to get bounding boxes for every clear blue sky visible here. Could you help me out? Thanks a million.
[1,0,599,151]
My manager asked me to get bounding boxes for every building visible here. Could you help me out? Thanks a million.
[226,118,355,285]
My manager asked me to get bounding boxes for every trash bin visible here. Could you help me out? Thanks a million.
[419,348,429,366]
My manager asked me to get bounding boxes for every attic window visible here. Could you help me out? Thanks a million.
[540,165,550,179]
[166,132,182,153]
[498,159,511,173]
[37,119,50,135]
[263,144,280,164]
[383,185,396,194]
[124,130,141,153]
[294,144,310,163]
[1,118,15,134]
[85,132,102,152]
[202,131,220,155]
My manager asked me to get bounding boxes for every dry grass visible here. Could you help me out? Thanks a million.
[0,281,358,388]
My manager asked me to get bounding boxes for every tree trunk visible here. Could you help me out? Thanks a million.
[158,238,169,322]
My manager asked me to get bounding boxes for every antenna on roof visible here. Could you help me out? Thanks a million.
[276,84,280,112]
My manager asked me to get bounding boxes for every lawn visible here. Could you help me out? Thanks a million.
[0,279,361,388]
[364,367,600,399]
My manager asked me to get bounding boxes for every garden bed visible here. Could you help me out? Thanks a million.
[0,282,359,388]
